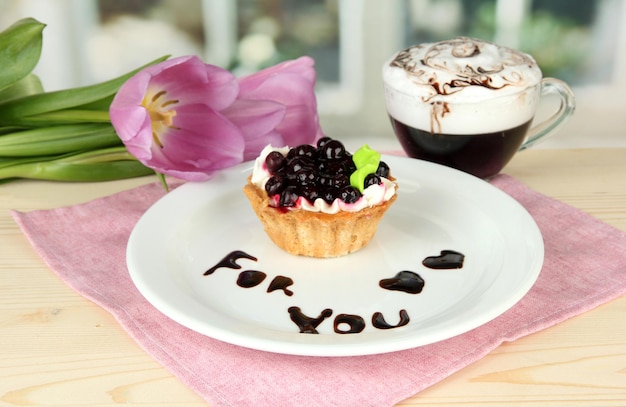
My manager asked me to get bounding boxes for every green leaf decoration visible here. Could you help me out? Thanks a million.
[349,144,381,192]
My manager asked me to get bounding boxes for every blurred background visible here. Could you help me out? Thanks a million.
[1,0,624,150]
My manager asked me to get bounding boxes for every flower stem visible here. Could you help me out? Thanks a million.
[0,123,122,156]
[0,146,152,181]
[8,109,111,126]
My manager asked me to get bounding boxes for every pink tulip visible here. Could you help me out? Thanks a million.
[224,56,324,160]
[110,55,323,181]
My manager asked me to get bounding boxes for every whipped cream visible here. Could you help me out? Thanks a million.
[382,37,543,134]
[251,145,396,214]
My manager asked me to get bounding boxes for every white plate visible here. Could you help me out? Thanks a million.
[127,155,543,357]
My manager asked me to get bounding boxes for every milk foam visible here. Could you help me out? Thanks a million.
[382,37,543,134]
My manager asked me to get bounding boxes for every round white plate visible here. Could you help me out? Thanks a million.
[127,155,543,357]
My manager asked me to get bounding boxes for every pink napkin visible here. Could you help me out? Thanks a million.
[11,174,626,407]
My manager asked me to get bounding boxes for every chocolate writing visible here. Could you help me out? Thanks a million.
[288,307,408,335]
[267,276,294,296]
[422,250,465,269]
[236,270,267,288]
[288,307,332,334]
[379,271,425,294]
[203,249,291,295]
[202,249,464,335]
[204,250,257,275]
[334,314,366,334]
[372,310,410,329]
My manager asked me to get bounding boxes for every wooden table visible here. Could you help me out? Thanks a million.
[1,148,625,406]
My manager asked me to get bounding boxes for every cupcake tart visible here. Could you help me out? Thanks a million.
[243,138,397,258]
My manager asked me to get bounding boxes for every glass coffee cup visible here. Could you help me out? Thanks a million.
[382,37,575,179]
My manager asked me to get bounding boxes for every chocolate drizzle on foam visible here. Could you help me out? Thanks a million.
[390,37,533,97]
[386,37,540,134]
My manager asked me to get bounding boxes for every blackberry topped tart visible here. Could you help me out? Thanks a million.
[243,137,398,258]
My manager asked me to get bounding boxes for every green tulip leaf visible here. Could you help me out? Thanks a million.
[0,55,169,125]
[0,146,153,182]
[0,123,121,156]
[0,74,44,102]
[0,18,45,92]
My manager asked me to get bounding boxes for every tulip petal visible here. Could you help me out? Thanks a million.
[243,130,286,161]
[110,76,155,162]
[150,56,239,110]
[144,105,245,180]
[170,104,244,152]
[235,56,322,147]
[223,99,285,138]
[240,73,316,107]
[222,99,288,161]
[117,111,154,162]
[109,70,151,136]
[275,103,323,147]
[237,56,316,95]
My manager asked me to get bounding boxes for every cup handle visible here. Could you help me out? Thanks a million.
[519,77,576,151]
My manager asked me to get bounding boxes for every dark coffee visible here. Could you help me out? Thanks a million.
[389,117,531,179]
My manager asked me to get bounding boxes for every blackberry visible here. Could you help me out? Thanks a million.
[319,139,345,160]
[376,161,390,178]
[331,173,350,189]
[339,186,362,204]
[265,174,286,196]
[364,174,382,189]
[292,144,317,159]
[279,186,300,207]
[321,187,340,204]
[301,185,321,202]
[340,155,357,174]
[265,151,286,173]
[286,156,314,175]
[316,136,332,149]
[319,160,346,175]
[294,168,317,187]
